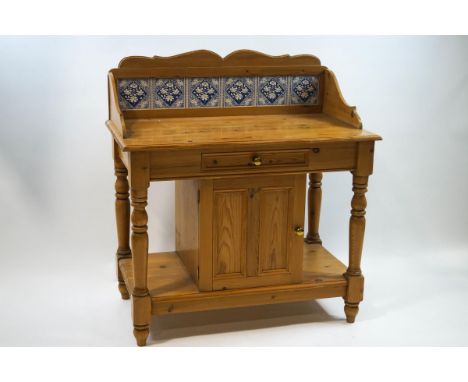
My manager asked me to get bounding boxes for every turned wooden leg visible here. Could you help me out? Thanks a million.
[114,155,131,300]
[344,173,368,323]
[131,185,151,346]
[305,173,323,244]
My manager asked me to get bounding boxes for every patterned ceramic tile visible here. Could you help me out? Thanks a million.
[258,76,288,105]
[117,75,321,110]
[118,79,150,109]
[153,78,185,108]
[223,77,256,107]
[189,78,220,107]
[290,76,319,105]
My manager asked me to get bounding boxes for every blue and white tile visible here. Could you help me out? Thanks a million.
[223,77,256,107]
[290,76,319,105]
[118,79,150,109]
[257,76,288,106]
[153,78,185,108]
[189,77,220,108]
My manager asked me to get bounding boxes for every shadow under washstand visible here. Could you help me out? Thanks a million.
[149,300,341,345]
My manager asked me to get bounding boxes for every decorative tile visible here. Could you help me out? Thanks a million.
[258,76,288,105]
[154,78,185,108]
[290,76,319,104]
[223,77,256,107]
[189,78,220,107]
[118,79,150,109]
[117,75,321,110]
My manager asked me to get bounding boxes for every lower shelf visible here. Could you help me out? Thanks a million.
[119,243,347,315]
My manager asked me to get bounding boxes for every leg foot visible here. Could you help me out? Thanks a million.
[118,282,130,300]
[344,301,359,323]
[305,233,322,245]
[133,327,149,346]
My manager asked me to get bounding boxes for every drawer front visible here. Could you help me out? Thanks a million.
[149,143,357,180]
[201,149,309,171]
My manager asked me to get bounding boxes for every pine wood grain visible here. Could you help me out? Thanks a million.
[128,152,151,346]
[107,72,127,137]
[209,175,305,290]
[112,114,381,152]
[258,188,289,272]
[122,105,322,120]
[323,69,362,128]
[305,173,323,244]
[113,141,131,300]
[175,179,199,283]
[114,50,322,78]
[119,244,347,315]
[198,179,214,291]
[117,49,322,69]
[147,142,358,180]
[212,190,248,278]
[344,174,368,323]
[113,67,326,79]
[201,149,309,170]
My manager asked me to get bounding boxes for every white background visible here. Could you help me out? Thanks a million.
[0,36,467,346]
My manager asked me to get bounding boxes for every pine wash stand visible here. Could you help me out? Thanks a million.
[106,50,381,346]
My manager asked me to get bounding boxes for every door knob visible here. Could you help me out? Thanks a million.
[251,155,262,166]
[294,227,304,237]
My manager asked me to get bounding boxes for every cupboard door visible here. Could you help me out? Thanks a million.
[258,187,290,273]
[211,174,305,291]
[212,189,248,283]
[256,175,305,284]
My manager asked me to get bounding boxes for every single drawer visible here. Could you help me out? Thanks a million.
[201,149,310,171]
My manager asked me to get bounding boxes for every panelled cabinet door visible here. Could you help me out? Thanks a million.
[212,189,248,280]
[208,174,306,290]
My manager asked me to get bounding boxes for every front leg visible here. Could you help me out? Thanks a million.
[129,152,151,346]
[114,151,131,299]
[131,186,151,346]
[344,173,368,323]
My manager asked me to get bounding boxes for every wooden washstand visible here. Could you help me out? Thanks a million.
[106,50,381,346]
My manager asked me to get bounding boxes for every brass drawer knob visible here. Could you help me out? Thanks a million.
[251,155,262,166]
[294,227,304,237]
